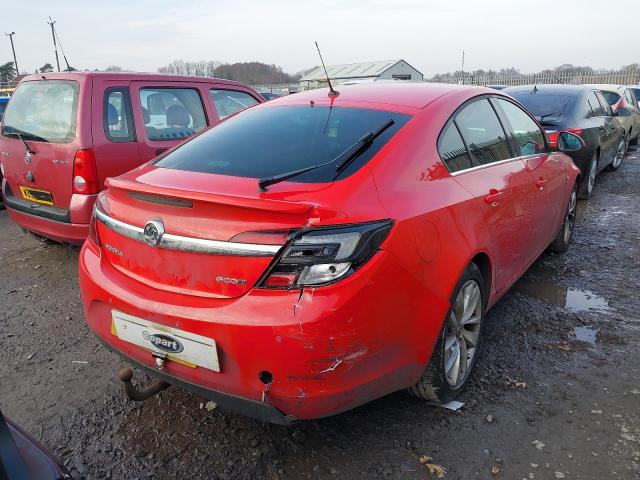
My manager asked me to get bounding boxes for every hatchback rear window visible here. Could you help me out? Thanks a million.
[155,105,411,183]
[600,91,620,105]
[508,92,575,120]
[1,80,79,143]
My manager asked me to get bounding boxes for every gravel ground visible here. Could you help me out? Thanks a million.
[1,147,639,480]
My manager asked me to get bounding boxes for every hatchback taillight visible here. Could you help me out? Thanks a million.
[258,220,393,288]
[89,206,101,246]
[72,149,100,194]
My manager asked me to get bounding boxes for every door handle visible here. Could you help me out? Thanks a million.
[484,189,504,206]
[535,178,548,190]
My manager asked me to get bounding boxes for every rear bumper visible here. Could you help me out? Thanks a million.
[2,179,94,244]
[79,239,447,421]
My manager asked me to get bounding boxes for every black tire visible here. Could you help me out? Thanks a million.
[630,130,638,146]
[607,134,627,172]
[578,151,598,200]
[410,262,486,403]
[549,182,578,253]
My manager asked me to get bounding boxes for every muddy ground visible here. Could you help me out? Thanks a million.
[1,148,639,480]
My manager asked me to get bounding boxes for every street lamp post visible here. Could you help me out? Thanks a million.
[5,32,19,76]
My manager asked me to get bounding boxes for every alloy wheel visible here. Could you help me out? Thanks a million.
[444,280,482,389]
[587,155,597,194]
[612,137,626,169]
[563,187,577,244]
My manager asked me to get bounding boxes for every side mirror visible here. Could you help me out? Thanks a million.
[557,131,585,152]
[616,107,631,117]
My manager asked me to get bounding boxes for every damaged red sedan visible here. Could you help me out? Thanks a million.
[79,83,582,423]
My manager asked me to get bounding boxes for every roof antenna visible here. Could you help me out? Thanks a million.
[315,41,339,98]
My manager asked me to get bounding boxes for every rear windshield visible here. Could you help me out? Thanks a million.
[1,80,79,143]
[600,91,621,105]
[155,105,411,183]
[508,91,575,120]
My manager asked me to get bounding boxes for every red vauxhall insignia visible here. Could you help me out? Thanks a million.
[79,83,582,423]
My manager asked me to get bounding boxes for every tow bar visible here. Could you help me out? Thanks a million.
[117,367,170,401]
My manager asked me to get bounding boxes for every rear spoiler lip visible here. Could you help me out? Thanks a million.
[106,177,317,215]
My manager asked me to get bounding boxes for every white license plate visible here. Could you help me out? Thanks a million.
[111,310,220,372]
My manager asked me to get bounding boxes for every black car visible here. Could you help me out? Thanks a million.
[504,84,627,199]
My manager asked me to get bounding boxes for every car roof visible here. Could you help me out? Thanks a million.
[504,84,593,96]
[18,71,253,89]
[585,84,628,92]
[267,82,494,110]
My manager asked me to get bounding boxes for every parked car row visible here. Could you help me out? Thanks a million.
[0,74,635,423]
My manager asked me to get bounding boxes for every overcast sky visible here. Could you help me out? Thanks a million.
[2,0,638,77]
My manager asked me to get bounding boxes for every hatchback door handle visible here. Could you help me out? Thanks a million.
[535,178,548,190]
[484,189,504,206]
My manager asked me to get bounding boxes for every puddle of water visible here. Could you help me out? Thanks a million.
[514,281,612,313]
[574,326,598,344]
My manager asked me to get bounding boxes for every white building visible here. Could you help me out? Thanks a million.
[299,59,423,90]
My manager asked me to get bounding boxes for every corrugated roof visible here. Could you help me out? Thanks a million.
[299,60,401,82]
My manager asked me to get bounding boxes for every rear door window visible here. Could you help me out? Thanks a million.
[210,89,259,120]
[0,80,79,143]
[438,123,473,172]
[105,88,135,142]
[493,98,546,156]
[595,91,613,116]
[454,98,512,166]
[588,92,604,116]
[139,88,207,141]
[624,89,637,107]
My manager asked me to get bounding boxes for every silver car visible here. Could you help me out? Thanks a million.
[591,84,640,149]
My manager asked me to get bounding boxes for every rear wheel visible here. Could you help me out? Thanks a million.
[607,134,627,171]
[549,182,578,253]
[578,151,598,200]
[410,263,485,403]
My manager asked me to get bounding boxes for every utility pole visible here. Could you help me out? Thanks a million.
[5,32,19,75]
[47,17,60,72]
[461,50,465,85]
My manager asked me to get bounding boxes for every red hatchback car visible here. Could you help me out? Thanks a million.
[0,72,263,243]
[79,83,582,423]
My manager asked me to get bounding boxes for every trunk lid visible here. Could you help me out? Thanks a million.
[97,167,341,299]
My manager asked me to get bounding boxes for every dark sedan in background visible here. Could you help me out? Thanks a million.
[505,84,627,199]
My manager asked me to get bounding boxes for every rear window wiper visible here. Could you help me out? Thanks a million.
[258,118,395,191]
[2,126,48,145]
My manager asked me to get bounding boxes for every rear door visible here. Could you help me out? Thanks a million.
[130,81,210,162]
[492,97,566,263]
[595,90,619,167]
[586,91,614,165]
[442,97,536,293]
[0,79,88,211]
[91,79,141,189]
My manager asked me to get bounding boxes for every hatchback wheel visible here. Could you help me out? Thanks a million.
[549,182,578,253]
[578,151,598,200]
[607,134,627,171]
[410,263,485,403]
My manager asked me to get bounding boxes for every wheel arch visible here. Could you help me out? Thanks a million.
[470,252,492,305]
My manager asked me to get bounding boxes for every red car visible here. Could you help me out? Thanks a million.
[0,72,263,243]
[79,83,582,423]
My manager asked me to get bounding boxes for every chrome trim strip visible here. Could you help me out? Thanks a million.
[95,209,281,256]
[449,157,523,176]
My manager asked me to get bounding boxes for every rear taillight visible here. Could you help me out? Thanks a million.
[258,220,393,288]
[72,149,100,194]
[88,194,107,247]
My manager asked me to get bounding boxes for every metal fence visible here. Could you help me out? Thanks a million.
[252,69,640,94]
[0,79,18,95]
[426,69,640,87]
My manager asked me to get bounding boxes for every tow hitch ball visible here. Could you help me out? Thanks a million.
[117,367,170,402]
